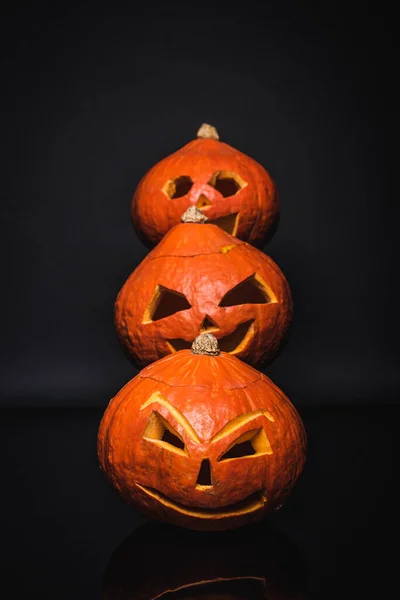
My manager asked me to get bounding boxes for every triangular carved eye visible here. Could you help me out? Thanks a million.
[143,411,187,454]
[220,440,255,460]
[161,428,185,450]
[208,171,247,197]
[219,274,272,307]
[143,285,191,322]
[162,176,193,199]
[218,428,272,461]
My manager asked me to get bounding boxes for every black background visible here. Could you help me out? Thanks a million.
[0,3,398,599]
[1,0,398,408]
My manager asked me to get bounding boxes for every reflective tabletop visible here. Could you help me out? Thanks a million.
[1,404,397,599]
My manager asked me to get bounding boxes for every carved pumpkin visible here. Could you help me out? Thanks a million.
[97,334,306,531]
[115,207,292,370]
[131,123,279,248]
[103,520,308,599]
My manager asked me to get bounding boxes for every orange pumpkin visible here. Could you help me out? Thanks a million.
[97,333,307,531]
[131,123,279,248]
[115,207,292,370]
[103,520,308,599]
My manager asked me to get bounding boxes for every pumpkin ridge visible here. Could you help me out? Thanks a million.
[242,385,261,413]
[217,351,262,388]
[139,349,189,373]
[220,356,263,388]
[139,348,192,373]
[141,373,210,389]
[224,376,262,391]
[146,248,242,261]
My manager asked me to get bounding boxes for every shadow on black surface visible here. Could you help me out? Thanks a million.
[102,519,308,599]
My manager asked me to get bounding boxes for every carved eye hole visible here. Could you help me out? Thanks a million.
[161,428,185,450]
[219,274,272,307]
[208,171,246,197]
[143,411,186,454]
[218,428,272,462]
[220,440,255,460]
[143,284,191,323]
[162,176,193,199]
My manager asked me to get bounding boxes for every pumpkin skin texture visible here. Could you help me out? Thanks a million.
[131,124,279,249]
[97,336,307,531]
[114,210,293,370]
[102,520,308,599]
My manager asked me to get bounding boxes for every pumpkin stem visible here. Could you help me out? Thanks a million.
[197,123,220,140]
[181,206,209,224]
[191,333,220,355]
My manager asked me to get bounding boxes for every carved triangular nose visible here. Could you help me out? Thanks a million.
[195,194,212,209]
[200,314,219,332]
[196,459,212,486]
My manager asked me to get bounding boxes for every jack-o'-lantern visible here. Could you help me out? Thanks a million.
[115,207,292,370]
[102,520,308,599]
[97,334,307,531]
[131,123,279,248]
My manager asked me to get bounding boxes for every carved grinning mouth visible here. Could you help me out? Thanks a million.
[207,212,239,236]
[136,483,267,519]
[167,320,254,354]
[217,320,254,354]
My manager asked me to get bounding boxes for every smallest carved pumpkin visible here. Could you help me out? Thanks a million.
[131,123,279,248]
[97,333,306,531]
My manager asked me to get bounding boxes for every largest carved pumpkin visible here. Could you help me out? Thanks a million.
[97,333,307,531]
[115,207,292,370]
[131,123,279,248]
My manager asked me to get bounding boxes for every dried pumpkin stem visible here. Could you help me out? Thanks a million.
[191,333,220,355]
[197,123,220,140]
[181,206,209,224]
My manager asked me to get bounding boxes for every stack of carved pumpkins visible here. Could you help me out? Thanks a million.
[97,124,307,531]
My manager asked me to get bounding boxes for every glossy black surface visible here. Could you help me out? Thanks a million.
[1,404,397,599]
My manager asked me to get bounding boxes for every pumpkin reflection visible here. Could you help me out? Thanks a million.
[172,581,264,600]
[102,520,308,600]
